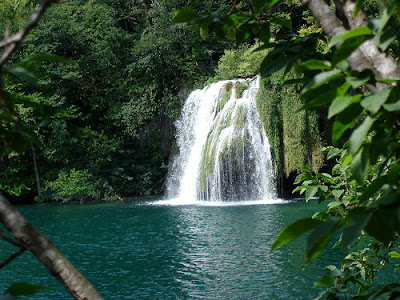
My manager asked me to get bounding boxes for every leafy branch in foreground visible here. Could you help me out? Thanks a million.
[174,0,400,298]
[1,0,103,298]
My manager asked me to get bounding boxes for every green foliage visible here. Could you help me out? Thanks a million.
[45,169,100,203]
[175,0,400,298]
[256,72,325,179]
[217,43,269,79]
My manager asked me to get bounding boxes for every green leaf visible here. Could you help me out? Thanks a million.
[271,218,322,252]
[199,23,209,39]
[332,36,370,66]
[349,115,375,154]
[314,276,334,287]
[260,54,297,78]
[328,27,372,48]
[341,209,372,249]
[21,54,74,65]
[7,66,37,84]
[268,15,292,30]
[346,74,370,89]
[301,70,343,96]
[328,95,361,119]
[294,173,312,184]
[327,148,341,160]
[305,186,318,201]
[383,100,400,112]
[351,145,370,184]
[171,8,196,24]
[353,0,366,18]
[252,0,268,14]
[306,217,342,262]
[6,282,51,296]
[390,252,400,259]
[361,88,391,114]
[332,189,344,199]
[265,0,281,10]
[373,30,396,51]
[332,103,362,144]
[297,60,331,71]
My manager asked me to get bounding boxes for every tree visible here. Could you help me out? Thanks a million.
[173,0,400,297]
[0,0,103,298]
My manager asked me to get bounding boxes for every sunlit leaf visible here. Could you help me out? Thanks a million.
[328,95,361,119]
[361,88,391,114]
[390,252,400,259]
[271,218,322,252]
[332,36,370,66]
[328,27,372,48]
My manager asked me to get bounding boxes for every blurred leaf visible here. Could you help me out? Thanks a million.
[6,282,51,296]
[353,0,366,18]
[351,145,370,184]
[252,0,268,14]
[271,218,322,252]
[301,70,343,96]
[332,36,370,66]
[268,15,292,30]
[332,103,362,144]
[297,60,331,71]
[260,54,297,78]
[305,186,318,201]
[328,27,372,48]
[361,88,391,114]
[328,95,361,119]
[7,66,37,84]
[390,252,400,259]
[306,217,342,262]
[341,209,372,249]
[349,116,375,154]
[314,276,334,287]
[171,8,196,24]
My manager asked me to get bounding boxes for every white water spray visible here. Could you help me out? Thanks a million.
[166,76,277,203]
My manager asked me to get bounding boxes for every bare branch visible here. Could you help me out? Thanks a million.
[0,194,103,300]
[0,231,25,248]
[0,0,56,66]
[0,247,26,269]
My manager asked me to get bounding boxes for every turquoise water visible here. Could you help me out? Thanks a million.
[0,199,395,299]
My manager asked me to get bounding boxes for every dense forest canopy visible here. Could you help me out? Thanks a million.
[0,0,236,203]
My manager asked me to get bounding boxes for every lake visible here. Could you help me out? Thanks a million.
[0,199,395,299]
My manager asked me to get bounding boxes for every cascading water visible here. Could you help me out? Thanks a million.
[166,76,277,203]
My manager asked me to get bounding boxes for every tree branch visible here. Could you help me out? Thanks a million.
[0,247,26,269]
[0,0,56,66]
[300,0,400,93]
[0,194,103,300]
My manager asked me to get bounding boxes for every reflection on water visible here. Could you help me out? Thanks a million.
[0,200,396,299]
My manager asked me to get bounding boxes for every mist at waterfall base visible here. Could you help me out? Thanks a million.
[164,76,280,205]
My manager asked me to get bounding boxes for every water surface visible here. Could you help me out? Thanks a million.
[0,199,394,299]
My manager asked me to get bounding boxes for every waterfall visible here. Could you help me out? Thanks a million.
[166,76,277,203]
